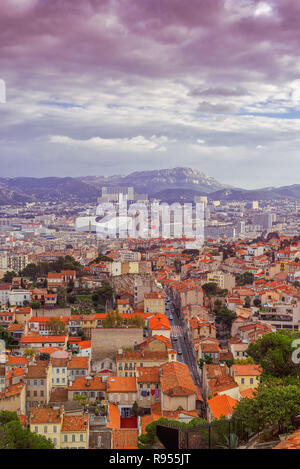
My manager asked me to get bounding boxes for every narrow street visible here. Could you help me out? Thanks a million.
[165,293,201,387]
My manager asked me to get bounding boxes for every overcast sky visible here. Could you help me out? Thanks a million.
[1,0,300,189]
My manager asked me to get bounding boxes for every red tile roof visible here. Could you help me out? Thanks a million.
[208,394,238,419]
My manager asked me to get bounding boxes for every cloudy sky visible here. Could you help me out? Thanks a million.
[1,0,300,188]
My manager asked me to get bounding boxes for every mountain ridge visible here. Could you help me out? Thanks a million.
[0,168,299,204]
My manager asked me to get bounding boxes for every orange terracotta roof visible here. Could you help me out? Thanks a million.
[26,364,49,379]
[107,376,137,393]
[6,356,28,366]
[148,314,170,331]
[112,429,138,449]
[20,335,67,343]
[67,356,89,370]
[116,350,169,361]
[159,362,200,398]
[208,394,238,419]
[240,388,256,399]
[232,365,262,376]
[0,382,25,398]
[30,408,62,424]
[209,375,239,396]
[137,366,160,383]
[69,376,106,391]
[107,403,121,429]
[274,429,300,449]
[61,414,89,432]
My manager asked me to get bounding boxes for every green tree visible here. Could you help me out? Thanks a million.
[30,300,41,310]
[0,326,17,348]
[127,315,145,328]
[202,282,219,297]
[46,317,67,336]
[253,298,261,308]
[2,271,17,284]
[236,272,254,286]
[198,354,213,369]
[247,330,300,377]
[131,401,138,417]
[233,357,255,365]
[19,263,39,281]
[24,348,37,358]
[73,394,87,404]
[0,411,54,449]
[244,295,251,308]
[56,286,67,307]
[66,279,74,293]
[38,352,50,361]
[174,259,182,273]
[103,311,124,328]
[234,384,300,434]
[213,302,237,329]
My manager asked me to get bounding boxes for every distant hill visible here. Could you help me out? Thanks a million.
[79,167,228,196]
[0,169,300,204]
[208,185,300,202]
[152,188,207,203]
[0,177,101,204]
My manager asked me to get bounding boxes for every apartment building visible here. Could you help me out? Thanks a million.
[144,292,166,314]
[25,363,52,409]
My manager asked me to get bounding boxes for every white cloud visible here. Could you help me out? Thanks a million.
[254,2,273,17]
[50,134,169,152]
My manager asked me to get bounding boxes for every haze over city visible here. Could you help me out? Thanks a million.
[1,0,300,188]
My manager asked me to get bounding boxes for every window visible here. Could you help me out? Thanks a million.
[34,426,38,433]
[64,435,68,442]
[44,426,48,433]
[241,378,245,384]
[53,438,57,446]
[250,378,254,385]
[72,434,76,442]
[80,434,83,442]
[53,426,57,433]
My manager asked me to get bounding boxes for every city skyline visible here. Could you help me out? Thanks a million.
[1,0,300,189]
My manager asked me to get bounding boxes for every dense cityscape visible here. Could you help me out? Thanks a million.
[1,0,300,457]
[0,177,300,450]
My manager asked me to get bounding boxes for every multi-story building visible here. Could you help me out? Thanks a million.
[29,408,89,450]
[207,271,235,292]
[116,349,175,377]
[231,365,262,393]
[7,254,29,272]
[51,357,68,388]
[67,356,90,379]
[25,362,52,409]
[144,292,166,314]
